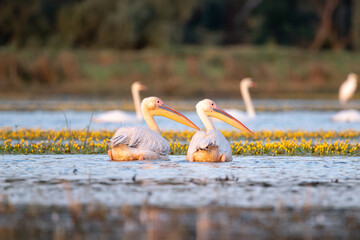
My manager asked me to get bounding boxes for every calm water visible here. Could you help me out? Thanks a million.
[1,155,359,208]
[1,155,360,239]
[1,110,359,131]
[1,98,359,131]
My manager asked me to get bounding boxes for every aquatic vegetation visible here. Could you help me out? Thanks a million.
[170,138,359,156]
[104,129,360,142]
[0,128,114,141]
[1,138,109,155]
[1,128,358,156]
[1,128,360,141]
[231,139,359,156]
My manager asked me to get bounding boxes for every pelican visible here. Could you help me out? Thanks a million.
[186,99,253,162]
[94,81,146,123]
[331,73,360,122]
[331,109,360,122]
[339,73,357,105]
[212,78,256,122]
[108,97,199,161]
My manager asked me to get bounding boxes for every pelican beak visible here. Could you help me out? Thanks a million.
[151,104,200,130]
[251,82,257,87]
[208,107,254,135]
[139,83,147,91]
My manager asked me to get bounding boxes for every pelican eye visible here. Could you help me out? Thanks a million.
[156,100,160,104]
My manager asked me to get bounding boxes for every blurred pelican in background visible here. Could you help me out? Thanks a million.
[94,81,146,123]
[339,73,357,105]
[186,99,253,162]
[108,97,199,161]
[213,78,256,122]
[331,73,360,122]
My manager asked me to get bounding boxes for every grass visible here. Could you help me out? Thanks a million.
[1,45,360,99]
[1,129,359,156]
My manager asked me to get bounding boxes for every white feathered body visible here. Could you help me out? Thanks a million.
[94,110,140,123]
[108,126,170,160]
[331,109,360,122]
[186,129,232,162]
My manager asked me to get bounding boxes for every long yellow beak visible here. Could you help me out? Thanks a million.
[151,104,200,130]
[208,107,253,135]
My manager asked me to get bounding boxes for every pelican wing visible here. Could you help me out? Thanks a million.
[187,129,231,158]
[108,126,169,156]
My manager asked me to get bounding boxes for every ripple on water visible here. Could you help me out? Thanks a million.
[0,155,360,209]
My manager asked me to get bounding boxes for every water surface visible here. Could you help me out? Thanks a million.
[1,110,359,131]
[1,155,359,208]
[1,154,360,240]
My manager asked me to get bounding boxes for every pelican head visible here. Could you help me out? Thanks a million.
[240,78,256,88]
[132,81,147,92]
[348,73,358,83]
[196,99,253,135]
[142,97,199,130]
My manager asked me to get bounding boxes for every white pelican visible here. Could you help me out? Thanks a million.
[331,73,360,122]
[212,78,256,122]
[186,99,253,162]
[94,81,146,123]
[108,97,199,161]
[331,109,360,122]
[339,73,357,105]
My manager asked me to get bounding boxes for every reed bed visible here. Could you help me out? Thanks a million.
[1,128,359,156]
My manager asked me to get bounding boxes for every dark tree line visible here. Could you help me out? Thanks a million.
[0,0,359,50]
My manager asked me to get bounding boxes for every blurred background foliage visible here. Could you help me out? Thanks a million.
[1,0,359,50]
[0,0,359,98]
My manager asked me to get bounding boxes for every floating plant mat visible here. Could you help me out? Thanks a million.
[2,129,360,141]
[1,129,359,155]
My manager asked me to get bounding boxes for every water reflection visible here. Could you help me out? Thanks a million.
[0,204,359,240]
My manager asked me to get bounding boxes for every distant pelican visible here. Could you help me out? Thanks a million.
[331,73,360,122]
[94,81,146,123]
[339,73,357,105]
[213,78,256,122]
[108,97,199,161]
[331,109,360,122]
[186,99,253,162]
